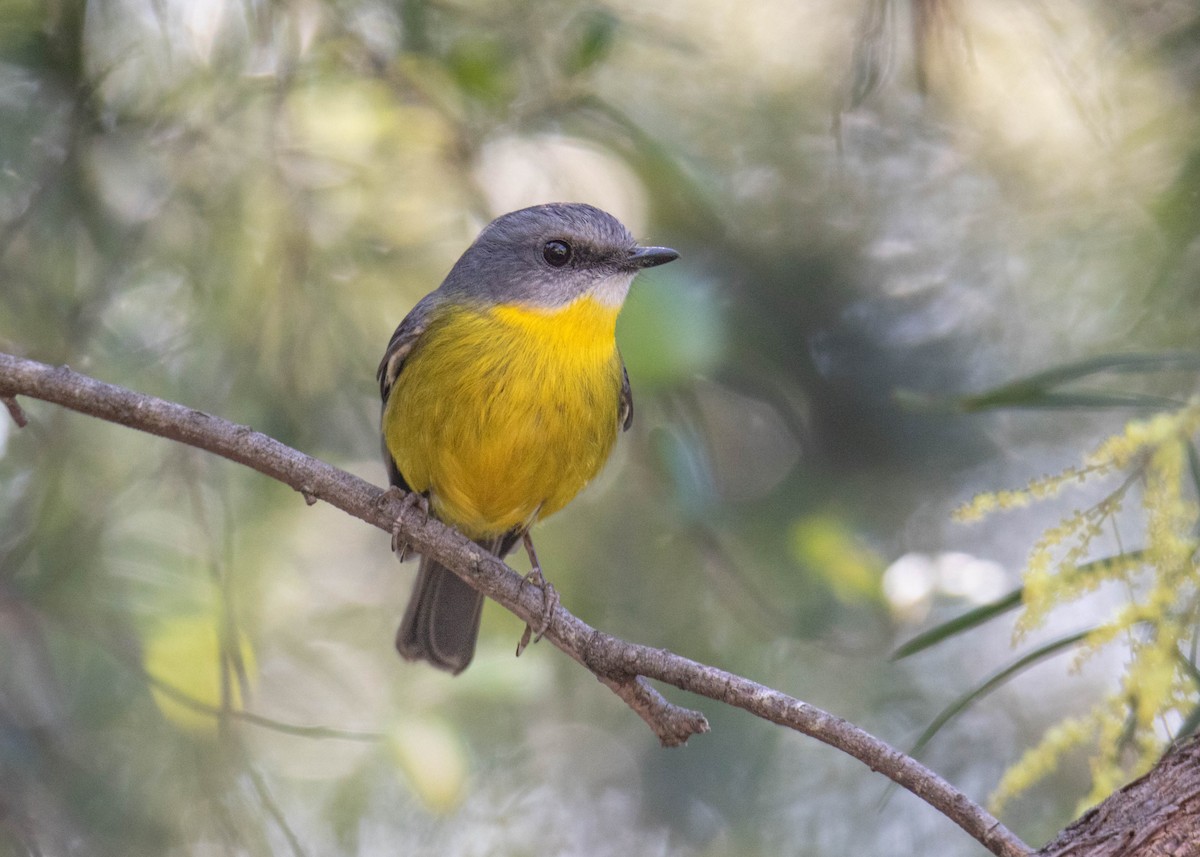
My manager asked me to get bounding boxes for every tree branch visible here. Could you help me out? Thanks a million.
[1036,736,1200,856]
[0,351,1032,857]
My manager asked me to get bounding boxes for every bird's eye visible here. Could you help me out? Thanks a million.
[542,239,572,267]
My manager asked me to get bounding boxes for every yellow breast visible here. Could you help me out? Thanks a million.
[382,296,624,539]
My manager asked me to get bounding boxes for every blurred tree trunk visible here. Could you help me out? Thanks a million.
[1037,736,1200,856]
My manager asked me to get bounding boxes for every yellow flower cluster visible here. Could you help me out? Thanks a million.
[960,403,1200,814]
[953,466,1095,523]
[990,711,1103,812]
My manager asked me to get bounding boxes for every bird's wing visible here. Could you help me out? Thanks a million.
[619,358,634,432]
[377,295,439,491]
[377,294,438,402]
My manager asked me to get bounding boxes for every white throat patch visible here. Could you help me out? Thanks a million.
[590,272,637,308]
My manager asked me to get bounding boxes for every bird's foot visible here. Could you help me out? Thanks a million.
[515,532,558,656]
[389,490,430,561]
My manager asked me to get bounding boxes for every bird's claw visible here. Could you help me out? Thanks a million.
[389,490,430,560]
[515,565,558,657]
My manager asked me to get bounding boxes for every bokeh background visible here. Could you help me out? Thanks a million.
[3,0,1200,854]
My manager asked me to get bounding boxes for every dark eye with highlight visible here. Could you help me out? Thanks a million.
[542,239,572,267]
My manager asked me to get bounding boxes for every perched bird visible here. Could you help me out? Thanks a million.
[378,203,679,673]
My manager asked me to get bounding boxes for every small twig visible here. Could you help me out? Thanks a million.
[0,351,1032,857]
[142,671,384,743]
[2,394,27,427]
[598,674,710,747]
[246,760,308,857]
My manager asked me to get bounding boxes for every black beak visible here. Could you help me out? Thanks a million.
[627,245,680,269]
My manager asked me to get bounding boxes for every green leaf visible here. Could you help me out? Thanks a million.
[892,551,1149,660]
[982,351,1200,388]
[1175,703,1200,743]
[565,10,619,75]
[891,588,1023,660]
[897,352,1200,413]
[1187,440,1200,502]
[1174,649,1200,740]
[648,425,716,519]
[908,631,1091,758]
[445,36,514,104]
[957,391,1187,413]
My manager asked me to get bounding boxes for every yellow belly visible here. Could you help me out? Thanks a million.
[382,297,624,539]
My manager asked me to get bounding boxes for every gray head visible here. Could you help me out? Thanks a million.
[438,203,678,309]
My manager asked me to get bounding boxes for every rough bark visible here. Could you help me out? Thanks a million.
[1037,737,1200,857]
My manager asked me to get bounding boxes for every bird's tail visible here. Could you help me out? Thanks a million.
[395,534,512,674]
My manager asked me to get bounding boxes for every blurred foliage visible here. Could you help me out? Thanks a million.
[895,361,1200,822]
[959,402,1200,814]
[3,0,1200,855]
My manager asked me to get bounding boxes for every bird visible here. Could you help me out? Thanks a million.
[377,202,679,674]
